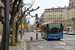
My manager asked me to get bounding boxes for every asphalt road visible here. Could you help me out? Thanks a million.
[27,32,75,50]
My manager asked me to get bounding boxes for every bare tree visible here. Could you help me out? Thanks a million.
[0,0,40,49]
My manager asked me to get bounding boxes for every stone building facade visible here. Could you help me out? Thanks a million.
[68,0,75,27]
[42,6,69,29]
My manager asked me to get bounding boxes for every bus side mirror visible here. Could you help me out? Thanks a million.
[61,24,63,29]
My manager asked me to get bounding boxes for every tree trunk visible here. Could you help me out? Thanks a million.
[11,17,16,45]
[15,24,19,42]
[0,24,5,50]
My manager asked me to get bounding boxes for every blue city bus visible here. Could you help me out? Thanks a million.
[41,22,63,40]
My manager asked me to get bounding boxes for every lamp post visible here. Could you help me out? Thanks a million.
[20,0,25,39]
[4,0,9,50]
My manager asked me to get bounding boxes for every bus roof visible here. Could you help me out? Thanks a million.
[41,22,61,25]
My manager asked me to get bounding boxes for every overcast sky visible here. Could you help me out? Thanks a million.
[23,0,69,25]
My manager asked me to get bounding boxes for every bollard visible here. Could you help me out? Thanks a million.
[36,33,38,40]
[30,37,33,41]
[19,45,21,50]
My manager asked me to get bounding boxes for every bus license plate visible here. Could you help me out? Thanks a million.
[54,38,57,39]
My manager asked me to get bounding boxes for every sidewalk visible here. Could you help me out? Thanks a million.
[0,32,44,50]
[9,33,27,50]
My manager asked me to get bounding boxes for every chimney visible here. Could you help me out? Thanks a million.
[52,7,54,8]
[58,6,60,8]
[64,6,66,8]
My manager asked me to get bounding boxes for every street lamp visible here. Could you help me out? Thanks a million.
[4,0,9,50]
[20,0,25,39]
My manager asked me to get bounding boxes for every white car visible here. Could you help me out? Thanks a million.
[34,30,36,33]
[63,31,67,34]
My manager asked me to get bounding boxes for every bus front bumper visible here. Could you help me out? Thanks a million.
[47,34,63,39]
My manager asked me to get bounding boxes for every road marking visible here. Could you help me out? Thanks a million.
[38,46,43,48]
[19,47,21,50]
[58,42,66,45]
[24,42,26,50]
[61,39,65,40]
[64,40,75,44]
[62,38,75,41]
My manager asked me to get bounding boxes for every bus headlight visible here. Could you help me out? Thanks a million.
[60,36,63,37]
[48,36,50,38]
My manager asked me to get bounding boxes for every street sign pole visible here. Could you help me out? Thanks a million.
[21,19,22,39]
[21,4,22,39]
[4,0,9,50]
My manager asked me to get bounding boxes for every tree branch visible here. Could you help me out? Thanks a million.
[16,6,39,23]
[11,0,17,16]
[15,0,22,14]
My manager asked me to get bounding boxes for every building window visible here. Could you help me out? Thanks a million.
[61,14,62,16]
[61,17,62,19]
[55,15,56,16]
[59,12,60,13]
[49,15,51,16]
[53,15,54,16]
[51,15,52,17]
[57,15,59,16]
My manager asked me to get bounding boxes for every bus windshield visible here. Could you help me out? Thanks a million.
[49,23,61,29]
[47,23,63,34]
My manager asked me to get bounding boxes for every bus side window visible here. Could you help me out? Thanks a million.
[46,24,49,30]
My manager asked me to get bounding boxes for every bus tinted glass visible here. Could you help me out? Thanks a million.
[49,23,61,29]
[47,23,63,34]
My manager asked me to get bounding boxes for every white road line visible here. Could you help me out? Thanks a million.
[61,39,65,40]
[62,38,75,41]
[64,40,75,44]
[38,46,43,48]
[58,42,66,45]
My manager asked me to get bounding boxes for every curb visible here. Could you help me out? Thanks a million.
[26,39,45,50]
[26,39,45,43]
[24,42,27,50]
[9,45,19,47]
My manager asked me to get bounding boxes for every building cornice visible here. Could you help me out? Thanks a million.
[68,5,75,10]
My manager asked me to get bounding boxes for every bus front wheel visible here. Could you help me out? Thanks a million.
[58,39,60,40]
